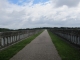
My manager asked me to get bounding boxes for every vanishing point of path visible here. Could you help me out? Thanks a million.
[10,30,61,60]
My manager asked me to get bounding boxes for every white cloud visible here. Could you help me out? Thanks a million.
[0,0,80,29]
[51,0,80,7]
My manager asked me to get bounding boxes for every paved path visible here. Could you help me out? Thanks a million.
[10,30,61,60]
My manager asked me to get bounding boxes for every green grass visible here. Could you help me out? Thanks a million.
[0,31,43,60]
[48,31,80,60]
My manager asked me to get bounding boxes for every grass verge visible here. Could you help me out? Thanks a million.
[0,31,43,60]
[48,31,80,60]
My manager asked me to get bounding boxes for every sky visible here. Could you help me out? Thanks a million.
[0,0,80,29]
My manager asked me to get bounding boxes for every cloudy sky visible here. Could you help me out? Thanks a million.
[0,0,80,29]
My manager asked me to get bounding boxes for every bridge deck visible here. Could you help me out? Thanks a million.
[10,30,61,60]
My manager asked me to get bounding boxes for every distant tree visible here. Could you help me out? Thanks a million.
[0,28,13,32]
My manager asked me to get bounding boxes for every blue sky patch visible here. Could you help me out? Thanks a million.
[8,0,30,5]
[8,0,49,5]
[33,0,49,4]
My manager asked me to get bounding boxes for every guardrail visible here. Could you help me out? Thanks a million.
[49,28,80,47]
[0,29,41,49]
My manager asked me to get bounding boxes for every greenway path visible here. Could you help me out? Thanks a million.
[10,30,61,60]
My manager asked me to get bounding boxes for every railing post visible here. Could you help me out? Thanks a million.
[0,35,2,49]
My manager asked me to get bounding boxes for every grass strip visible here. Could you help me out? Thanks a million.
[48,31,80,60]
[0,31,43,60]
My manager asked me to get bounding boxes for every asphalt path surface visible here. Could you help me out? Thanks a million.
[10,30,61,60]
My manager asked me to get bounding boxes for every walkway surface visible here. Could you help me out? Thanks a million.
[10,30,61,60]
